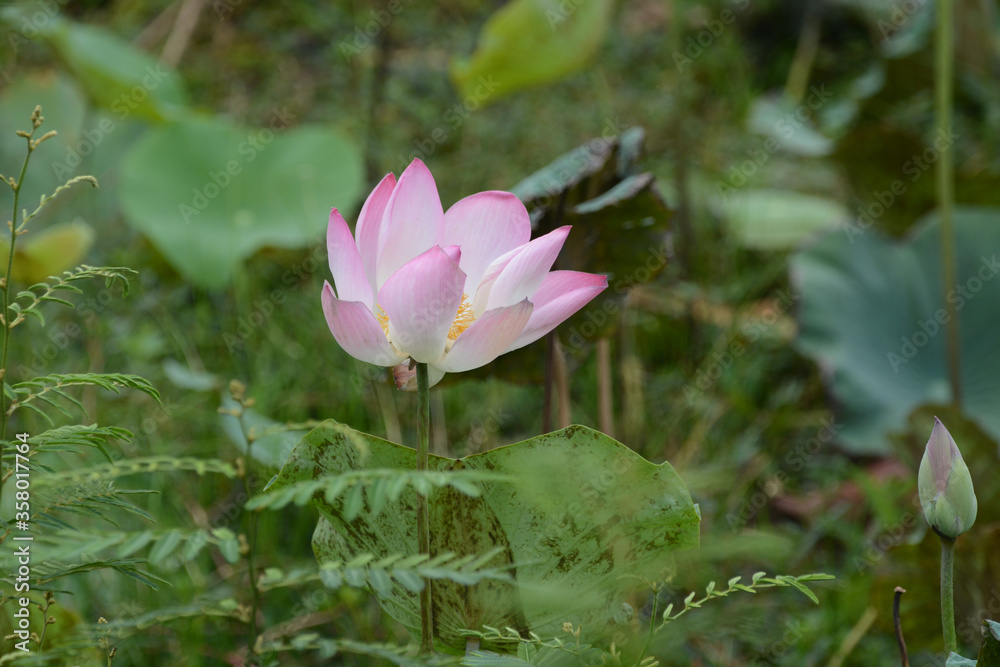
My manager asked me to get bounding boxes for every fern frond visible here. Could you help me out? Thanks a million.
[462,625,604,665]
[6,372,158,422]
[33,527,241,565]
[261,637,445,666]
[5,265,136,328]
[25,482,156,531]
[258,549,512,597]
[1,424,131,465]
[32,456,237,488]
[655,572,835,631]
[249,469,511,519]
[19,174,99,228]
[16,556,169,590]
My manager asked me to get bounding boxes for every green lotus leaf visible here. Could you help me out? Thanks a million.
[793,207,1000,454]
[119,117,364,289]
[449,0,614,105]
[270,422,700,653]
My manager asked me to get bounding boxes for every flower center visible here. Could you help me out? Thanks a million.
[374,294,476,345]
[448,294,475,341]
[376,304,391,336]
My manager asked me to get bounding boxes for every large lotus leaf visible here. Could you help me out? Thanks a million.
[792,207,1000,454]
[719,189,848,250]
[30,15,188,122]
[271,422,700,653]
[449,0,614,105]
[119,118,364,289]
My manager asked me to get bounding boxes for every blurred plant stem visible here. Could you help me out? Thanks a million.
[363,2,392,186]
[416,362,434,653]
[936,0,961,407]
[233,384,262,666]
[670,0,692,278]
[0,112,37,500]
[785,0,821,104]
[596,338,614,437]
[940,536,957,654]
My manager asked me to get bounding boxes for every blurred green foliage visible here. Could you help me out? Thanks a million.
[0,0,997,664]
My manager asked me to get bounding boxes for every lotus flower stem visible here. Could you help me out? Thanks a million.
[936,0,961,407]
[416,361,434,653]
[940,536,957,654]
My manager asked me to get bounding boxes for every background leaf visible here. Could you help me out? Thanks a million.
[35,16,188,122]
[0,219,96,284]
[118,117,364,289]
[718,189,848,250]
[793,206,1000,453]
[449,0,614,105]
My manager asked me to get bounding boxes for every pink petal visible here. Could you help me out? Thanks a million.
[507,271,607,351]
[378,246,466,364]
[470,244,523,317]
[485,226,572,310]
[442,191,531,293]
[321,282,406,366]
[435,299,533,373]
[441,244,462,265]
[327,209,373,308]
[376,159,445,288]
[355,172,396,292]
[392,363,446,391]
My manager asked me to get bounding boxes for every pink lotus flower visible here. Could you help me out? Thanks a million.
[322,159,607,389]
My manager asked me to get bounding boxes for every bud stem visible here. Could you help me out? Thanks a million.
[415,362,434,654]
[940,536,957,654]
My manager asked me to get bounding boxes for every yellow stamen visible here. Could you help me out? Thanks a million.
[448,294,476,341]
[375,304,390,338]
[374,294,477,346]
